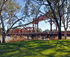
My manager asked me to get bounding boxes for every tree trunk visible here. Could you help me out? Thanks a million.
[0,10,6,43]
[2,31,6,43]
[57,15,62,39]
[64,29,67,39]
[58,26,62,39]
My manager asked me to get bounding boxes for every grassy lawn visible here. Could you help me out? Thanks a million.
[0,40,70,57]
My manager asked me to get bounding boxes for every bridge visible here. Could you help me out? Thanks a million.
[7,32,70,37]
[7,15,70,40]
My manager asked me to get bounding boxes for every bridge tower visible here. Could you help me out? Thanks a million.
[33,18,39,32]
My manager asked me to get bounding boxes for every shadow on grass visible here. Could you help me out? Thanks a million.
[0,40,70,57]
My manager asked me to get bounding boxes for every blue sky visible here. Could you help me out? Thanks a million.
[16,0,53,31]
[16,0,70,31]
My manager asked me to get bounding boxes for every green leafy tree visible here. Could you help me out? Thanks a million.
[0,0,21,43]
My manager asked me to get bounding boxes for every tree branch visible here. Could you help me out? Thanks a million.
[46,0,59,27]
[6,16,25,34]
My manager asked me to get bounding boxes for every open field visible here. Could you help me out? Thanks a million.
[0,40,70,57]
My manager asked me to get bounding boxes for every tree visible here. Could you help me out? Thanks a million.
[20,0,70,39]
[62,0,70,39]
[46,0,65,39]
[37,0,70,39]
[0,0,22,43]
[43,29,50,33]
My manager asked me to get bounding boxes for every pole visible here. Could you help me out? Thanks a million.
[33,24,34,32]
[37,23,38,32]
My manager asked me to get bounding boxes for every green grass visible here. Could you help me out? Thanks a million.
[0,40,70,57]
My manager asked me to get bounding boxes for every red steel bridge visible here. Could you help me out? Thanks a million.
[7,15,70,37]
[7,32,70,36]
